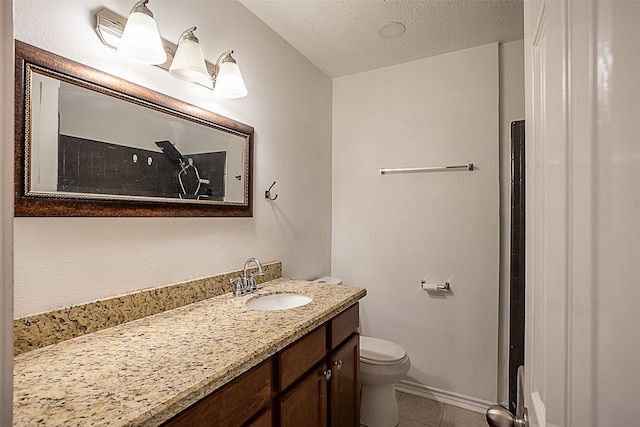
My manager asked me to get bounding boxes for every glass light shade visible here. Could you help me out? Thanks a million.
[118,11,167,65]
[213,61,248,98]
[169,38,210,83]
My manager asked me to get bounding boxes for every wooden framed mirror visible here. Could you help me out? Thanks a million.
[14,41,253,217]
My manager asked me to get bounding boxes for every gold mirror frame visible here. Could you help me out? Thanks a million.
[14,41,254,217]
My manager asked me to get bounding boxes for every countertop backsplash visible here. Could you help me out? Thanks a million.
[13,261,282,355]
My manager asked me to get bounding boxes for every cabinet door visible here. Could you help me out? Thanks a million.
[279,325,326,391]
[279,364,328,427]
[329,303,359,350]
[247,408,272,427]
[163,360,272,426]
[329,334,360,427]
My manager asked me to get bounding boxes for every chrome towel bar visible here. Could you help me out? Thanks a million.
[379,163,474,175]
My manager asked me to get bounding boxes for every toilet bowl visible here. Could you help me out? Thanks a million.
[360,336,411,427]
[313,277,411,427]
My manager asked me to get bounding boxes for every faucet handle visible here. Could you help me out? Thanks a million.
[247,275,258,293]
[230,277,246,297]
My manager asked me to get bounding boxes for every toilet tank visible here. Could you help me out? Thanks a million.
[313,276,342,285]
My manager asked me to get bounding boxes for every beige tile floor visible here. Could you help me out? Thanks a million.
[395,391,488,427]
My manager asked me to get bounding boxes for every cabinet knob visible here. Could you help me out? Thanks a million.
[323,369,332,380]
[334,360,343,370]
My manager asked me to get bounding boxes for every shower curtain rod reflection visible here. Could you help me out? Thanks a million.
[379,163,474,175]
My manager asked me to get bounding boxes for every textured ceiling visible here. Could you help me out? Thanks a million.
[239,0,524,78]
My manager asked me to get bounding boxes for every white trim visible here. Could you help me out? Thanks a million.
[395,379,495,415]
[0,0,14,424]
[565,1,598,426]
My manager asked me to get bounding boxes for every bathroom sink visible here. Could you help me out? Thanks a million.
[246,293,312,311]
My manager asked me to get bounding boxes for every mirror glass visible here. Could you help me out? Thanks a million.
[30,72,247,203]
[15,41,253,217]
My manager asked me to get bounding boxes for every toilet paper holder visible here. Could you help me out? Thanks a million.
[420,281,451,292]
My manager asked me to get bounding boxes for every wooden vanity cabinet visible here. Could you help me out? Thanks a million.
[163,303,360,427]
[278,303,360,427]
[327,304,360,427]
[329,333,360,427]
[278,362,328,427]
[246,409,273,427]
[162,359,272,427]
[278,325,327,391]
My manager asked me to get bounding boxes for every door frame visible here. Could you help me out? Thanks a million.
[1,1,15,424]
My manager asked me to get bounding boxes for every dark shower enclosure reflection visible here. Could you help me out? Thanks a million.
[57,136,226,200]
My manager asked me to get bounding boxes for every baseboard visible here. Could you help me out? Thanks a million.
[395,379,494,415]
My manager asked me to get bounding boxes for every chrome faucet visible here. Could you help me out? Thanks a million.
[230,257,265,297]
[243,257,264,293]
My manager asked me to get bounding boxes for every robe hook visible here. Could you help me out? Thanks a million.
[265,181,278,200]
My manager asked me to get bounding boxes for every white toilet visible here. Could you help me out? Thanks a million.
[314,277,411,427]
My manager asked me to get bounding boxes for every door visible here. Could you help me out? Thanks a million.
[525,0,585,424]
[524,1,640,426]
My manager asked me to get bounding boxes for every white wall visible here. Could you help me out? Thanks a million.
[13,0,333,317]
[333,44,500,404]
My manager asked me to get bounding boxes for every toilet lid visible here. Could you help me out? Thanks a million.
[360,336,407,365]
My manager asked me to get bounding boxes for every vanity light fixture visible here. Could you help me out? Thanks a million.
[169,27,210,83]
[212,51,248,98]
[118,0,166,65]
[94,3,248,98]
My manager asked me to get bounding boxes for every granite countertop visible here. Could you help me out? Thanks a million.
[13,279,366,426]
